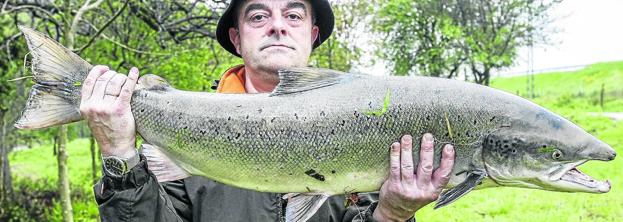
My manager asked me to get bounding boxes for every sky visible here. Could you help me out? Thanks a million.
[495,0,623,77]
[357,0,623,77]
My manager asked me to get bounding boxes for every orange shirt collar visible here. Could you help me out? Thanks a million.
[216,65,246,93]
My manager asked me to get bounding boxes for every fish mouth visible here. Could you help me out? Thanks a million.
[547,160,611,193]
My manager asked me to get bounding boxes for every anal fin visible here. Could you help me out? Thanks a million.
[284,193,331,222]
[434,171,487,209]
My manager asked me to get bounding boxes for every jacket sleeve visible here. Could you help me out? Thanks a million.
[94,153,188,222]
[341,192,416,222]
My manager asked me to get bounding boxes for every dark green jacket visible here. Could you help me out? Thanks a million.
[94,154,416,221]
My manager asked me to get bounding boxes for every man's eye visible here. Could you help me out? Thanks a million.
[251,14,267,22]
[287,14,302,20]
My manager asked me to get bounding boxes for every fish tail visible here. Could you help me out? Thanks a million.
[14,26,92,129]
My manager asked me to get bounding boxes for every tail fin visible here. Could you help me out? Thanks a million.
[14,26,92,129]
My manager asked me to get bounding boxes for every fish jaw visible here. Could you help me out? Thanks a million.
[543,139,616,193]
[540,159,612,193]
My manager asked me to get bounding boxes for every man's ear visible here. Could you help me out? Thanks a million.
[311,25,319,46]
[229,27,242,55]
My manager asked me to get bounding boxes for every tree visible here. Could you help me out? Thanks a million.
[374,0,465,77]
[310,0,368,72]
[452,0,560,85]
[372,0,560,84]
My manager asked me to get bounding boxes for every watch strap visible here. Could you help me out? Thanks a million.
[102,149,140,178]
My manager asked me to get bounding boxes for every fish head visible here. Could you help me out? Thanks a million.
[481,108,616,193]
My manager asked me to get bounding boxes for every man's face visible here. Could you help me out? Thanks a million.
[229,0,319,75]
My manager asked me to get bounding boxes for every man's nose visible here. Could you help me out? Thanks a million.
[268,17,288,37]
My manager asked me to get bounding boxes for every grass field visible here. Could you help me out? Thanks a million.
[8,61,623,221]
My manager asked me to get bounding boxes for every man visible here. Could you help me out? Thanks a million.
[84,0,455,221]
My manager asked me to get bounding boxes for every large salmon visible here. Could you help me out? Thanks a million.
[14,26,616,222]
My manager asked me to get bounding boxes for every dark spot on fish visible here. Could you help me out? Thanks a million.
[140,108,145,113]
[183,126,188,130]
[166,101,170,105]
[331,170,336,174]
[295,113,299,120]
[320,111,326,116]
[305,169,325,181]
[330,129,335,135]
[339,120,346,126]
[512,149,517,153]
[257,108,262,113]
[473,119,478,125]
[200,130,206,135]
[306,187,311,192]
[426,115,431,121]
[236,105,242,108]
[289,173,293,176]
[228,116,231,121]
[490,116,496,122]
[236,133,241,139]
[246,115,249,119]
[271,117,276,123]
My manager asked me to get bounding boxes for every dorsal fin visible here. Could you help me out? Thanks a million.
[136,74,171,91]
[270,67,355,96]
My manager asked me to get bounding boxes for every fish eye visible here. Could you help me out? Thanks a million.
[552,149,563,160]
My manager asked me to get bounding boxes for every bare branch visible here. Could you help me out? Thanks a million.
[75,0,130,54]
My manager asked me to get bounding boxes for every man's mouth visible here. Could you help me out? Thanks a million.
[550,160,611,193]
[261,44,294,51]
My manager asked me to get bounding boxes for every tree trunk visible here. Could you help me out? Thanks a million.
[0,111,14,203]
[90,135,98,185]
[483,67,491,86]
[57,125,73,222]
[57,1,75,220]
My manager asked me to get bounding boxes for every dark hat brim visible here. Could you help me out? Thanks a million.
[216,0,334,57]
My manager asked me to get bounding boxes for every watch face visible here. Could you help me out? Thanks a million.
[104,157,127,177]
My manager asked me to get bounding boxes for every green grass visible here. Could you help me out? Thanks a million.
[7,61,623,221]
[8,137,101,221]
[416,61,623,221]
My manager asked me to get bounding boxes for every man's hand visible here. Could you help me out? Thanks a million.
[79,65,140,158]
[373,134,455,221]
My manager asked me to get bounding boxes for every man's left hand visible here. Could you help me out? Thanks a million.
[373,134,455,221]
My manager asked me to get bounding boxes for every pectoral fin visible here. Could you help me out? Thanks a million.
[434,171,487,209]
[284,193,330,222]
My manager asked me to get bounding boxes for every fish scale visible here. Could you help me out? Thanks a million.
[129,76,501,194]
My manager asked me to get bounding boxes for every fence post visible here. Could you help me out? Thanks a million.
[600,83,605,110]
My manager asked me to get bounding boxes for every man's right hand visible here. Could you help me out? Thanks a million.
[80,65,140,158]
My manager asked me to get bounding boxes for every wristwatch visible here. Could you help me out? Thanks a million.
[102,150,140,178]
